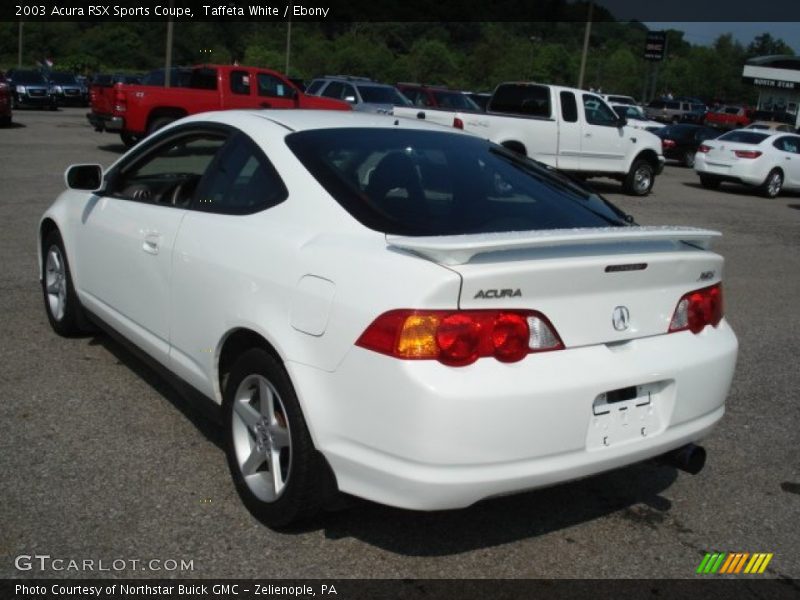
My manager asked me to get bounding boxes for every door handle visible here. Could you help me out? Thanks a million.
[584,132,592,137]
[142,232,161,255]
[260,101,271,108]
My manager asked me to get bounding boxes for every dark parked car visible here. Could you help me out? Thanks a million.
[0,74,12,125]
[5,69,56,110]
[48,71,87,106]
[655,124,722,167]
[397,83,482,112]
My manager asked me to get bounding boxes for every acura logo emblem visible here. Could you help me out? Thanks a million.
[612,306,630,331]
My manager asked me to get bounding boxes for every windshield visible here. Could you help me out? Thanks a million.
[357,85,410,106]
[616,105,646,120]
[286,128,629,236]
[718,131,769,144]
[11,71,46,84]
[49,72,77,84]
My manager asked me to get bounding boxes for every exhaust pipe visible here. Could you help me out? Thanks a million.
[658,443,706,475]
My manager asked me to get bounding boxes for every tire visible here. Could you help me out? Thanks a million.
[683,150,696,168]
[760,168,783,198]
[120,132,141,148]
[223,348,325,528]
[41,230,89,337]
[699,174,721,189]
[0,115,11,127]
[147,116,176,136]
[623,159,655,196]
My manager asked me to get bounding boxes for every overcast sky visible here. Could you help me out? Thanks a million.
[644,22,800,54]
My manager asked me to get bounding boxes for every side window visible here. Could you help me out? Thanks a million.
[107,132,228,206]
[775,136,800,153]
[341,84,357,103]
[189,68,217,90]
[257,73,293,98]
[560,91,578,122]
[192,133,288,214]
[321,82,344,100]
[582,94,618,126]
[230,70,251,95]
[490,84,551,118]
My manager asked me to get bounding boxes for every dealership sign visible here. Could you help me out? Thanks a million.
[742,77,797,90]
[644,31,667,61]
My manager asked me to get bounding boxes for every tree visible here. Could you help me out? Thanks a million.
[747,33,794,58]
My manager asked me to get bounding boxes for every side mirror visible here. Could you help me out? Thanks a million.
[616,115,627,127]
[64,164,103,191]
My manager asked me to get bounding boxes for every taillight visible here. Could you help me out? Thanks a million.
[668,283,723,334]
[453,117,464,130]
[697,144,711,153]
[734,149,762,159]
[662,139,676,149]
[356,309,563,366]
[114,89,127,113]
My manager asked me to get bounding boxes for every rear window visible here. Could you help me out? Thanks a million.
[489,84,551,118]
[431,91,479,110]
[285,128,627,236]
[718,131,769,144]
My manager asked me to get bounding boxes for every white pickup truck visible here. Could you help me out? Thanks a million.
[394,82,665,196]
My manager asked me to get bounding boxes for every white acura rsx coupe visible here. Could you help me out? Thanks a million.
[40,110,738,527]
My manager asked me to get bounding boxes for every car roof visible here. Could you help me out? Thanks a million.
[184,109,469,134]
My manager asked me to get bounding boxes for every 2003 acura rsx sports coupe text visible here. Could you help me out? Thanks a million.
[40,110,738,527]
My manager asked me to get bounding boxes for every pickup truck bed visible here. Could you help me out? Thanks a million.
[394,82,665,195]
[88,64,349,147]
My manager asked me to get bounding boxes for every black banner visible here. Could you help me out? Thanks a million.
[3,0,800,22]
[2,579,800,600]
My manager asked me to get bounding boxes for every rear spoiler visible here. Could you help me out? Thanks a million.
[386,226,721,265]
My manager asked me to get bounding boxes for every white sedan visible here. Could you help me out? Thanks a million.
[40,110,738,527]
[695,129,800,197]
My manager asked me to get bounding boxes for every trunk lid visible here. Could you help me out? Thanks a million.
[702,136,767,166]
[388,226,723,347]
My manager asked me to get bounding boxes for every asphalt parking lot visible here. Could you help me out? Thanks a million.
[1,108,798,581]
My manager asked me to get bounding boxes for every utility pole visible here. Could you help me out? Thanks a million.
[18,21,23,67]
[164,0,174,87]
[577,1,593,89]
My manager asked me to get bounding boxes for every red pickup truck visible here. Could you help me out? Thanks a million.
[88,64,350,147]
[703,105,754,130]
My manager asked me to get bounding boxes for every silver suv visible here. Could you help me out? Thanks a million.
[645,99,706,124]
[305,76,411,114]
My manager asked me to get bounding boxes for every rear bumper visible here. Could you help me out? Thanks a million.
[288,321,738,510]
[694,154,767,186]
[87,111,124,132]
